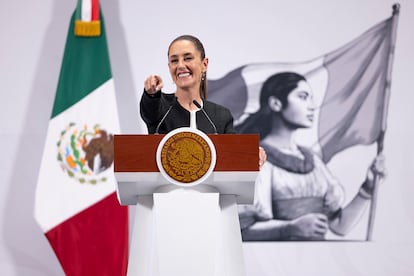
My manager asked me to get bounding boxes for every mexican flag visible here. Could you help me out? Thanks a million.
[208,7,399,163]
[34,1,128,275]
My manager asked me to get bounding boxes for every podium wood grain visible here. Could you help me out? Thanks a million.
[114,134,259,172]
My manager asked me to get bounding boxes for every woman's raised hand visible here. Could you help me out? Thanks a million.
[144,74,163,94]
[360,153,386,197]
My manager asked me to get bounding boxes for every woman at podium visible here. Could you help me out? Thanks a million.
[140,34,235,135]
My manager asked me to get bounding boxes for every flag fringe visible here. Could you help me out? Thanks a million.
[74,20,101,37]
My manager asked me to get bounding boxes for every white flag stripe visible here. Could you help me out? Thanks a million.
[81,0,92,21]
[35,79,120,232]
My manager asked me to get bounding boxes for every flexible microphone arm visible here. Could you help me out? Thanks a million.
[193,100,218,134]
[155,105,173,134]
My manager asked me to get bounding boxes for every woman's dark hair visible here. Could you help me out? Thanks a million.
[168,35,208,99]
[235,72,306,139]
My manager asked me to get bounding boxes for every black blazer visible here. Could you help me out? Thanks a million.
[140,91,235,134]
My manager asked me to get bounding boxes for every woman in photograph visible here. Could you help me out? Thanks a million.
[238,72,385,241]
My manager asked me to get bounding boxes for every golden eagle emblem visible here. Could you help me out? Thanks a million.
[160,131,213,184]
[57,122,114,184]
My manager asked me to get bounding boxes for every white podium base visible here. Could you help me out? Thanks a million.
[127,187,246,276]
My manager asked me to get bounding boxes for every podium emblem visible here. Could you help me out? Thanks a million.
[156,127,217,186]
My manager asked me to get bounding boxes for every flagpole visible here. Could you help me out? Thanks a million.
[366,3,400,241]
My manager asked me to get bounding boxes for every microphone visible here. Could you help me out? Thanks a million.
[193,100,218,134]
[155,104,173,134]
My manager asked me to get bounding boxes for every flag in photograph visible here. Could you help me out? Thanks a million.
[34,1,128,275]
[209,8,398,163]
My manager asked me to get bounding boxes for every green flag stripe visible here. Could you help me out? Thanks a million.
[75,0,82,20]
[51,11,111,118]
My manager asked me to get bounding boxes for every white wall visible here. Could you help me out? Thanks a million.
[1,0,413,275]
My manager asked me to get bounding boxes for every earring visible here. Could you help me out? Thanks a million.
[201,72,206,81]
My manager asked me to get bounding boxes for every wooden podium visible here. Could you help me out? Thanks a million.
[114,128,259,276]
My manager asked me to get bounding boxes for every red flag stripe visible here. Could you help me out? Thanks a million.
[91,0,100,21]
[45,193,128,276]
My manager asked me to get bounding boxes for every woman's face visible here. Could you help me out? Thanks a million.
[168,40,208,90]
[280,80,315,128]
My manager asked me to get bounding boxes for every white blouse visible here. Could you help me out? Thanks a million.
[254,152,345,220]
